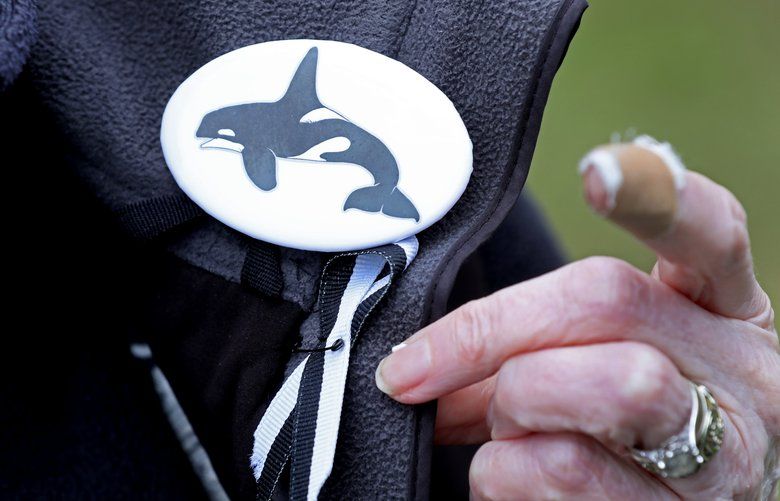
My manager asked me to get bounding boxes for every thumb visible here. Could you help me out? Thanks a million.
[579,136,773,329]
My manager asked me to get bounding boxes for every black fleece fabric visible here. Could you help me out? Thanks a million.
[1,0,586,499]
[0,0,36,89]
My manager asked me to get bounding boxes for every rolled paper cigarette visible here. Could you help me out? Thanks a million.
[578,135,687,239]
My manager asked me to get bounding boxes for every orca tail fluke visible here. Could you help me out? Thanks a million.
[382,187,420,221]
[343,185,384,213]
[345,185,419,221]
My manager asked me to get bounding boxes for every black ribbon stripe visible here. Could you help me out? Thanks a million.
[256,410,295,498]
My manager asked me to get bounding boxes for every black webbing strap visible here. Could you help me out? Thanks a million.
[116,194,205,240]
[117,194,284,297]
[241,240,284,297]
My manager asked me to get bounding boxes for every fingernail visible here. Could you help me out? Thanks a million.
[578,149,623,214]
[578,135,687,238]
[375,338,431,396]
[391,342,407,353]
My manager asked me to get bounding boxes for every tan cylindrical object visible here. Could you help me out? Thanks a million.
[580,137,686,239]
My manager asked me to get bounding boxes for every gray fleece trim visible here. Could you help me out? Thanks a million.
[0,0,37,89]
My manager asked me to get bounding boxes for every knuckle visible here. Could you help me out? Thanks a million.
[722,184,748,224]
[749,292,776,333]
[608,343,694,447]
[617,343,674,404]
[767,305,777,336]
[612,344,685,433]
[450,299,493,364]
[719,221,752,271]
[712,187,753,270]
[567,257,650,320]
[537,436,600,493]
[579,255,633,274]
[469,443,506,500]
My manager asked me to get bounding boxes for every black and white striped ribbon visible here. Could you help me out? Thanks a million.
[251,236,418,501]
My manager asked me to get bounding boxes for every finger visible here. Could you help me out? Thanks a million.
[485,344,771,499]
[375,256,747,403]
[469,434,674,500]
[579,136,773,327]
[435,375,495,445]
[486,342,691,449]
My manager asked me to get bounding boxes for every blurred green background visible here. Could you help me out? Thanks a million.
[529,1,779,303]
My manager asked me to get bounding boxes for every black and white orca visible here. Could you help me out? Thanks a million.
[196,47,420,221]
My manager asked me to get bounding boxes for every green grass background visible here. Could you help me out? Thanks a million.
[528,1,779,304]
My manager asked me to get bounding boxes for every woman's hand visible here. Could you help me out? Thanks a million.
[375,138,779,499]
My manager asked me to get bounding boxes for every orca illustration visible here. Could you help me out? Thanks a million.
[195,47,420,221]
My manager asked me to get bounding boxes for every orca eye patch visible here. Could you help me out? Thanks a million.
[218,128,236,137]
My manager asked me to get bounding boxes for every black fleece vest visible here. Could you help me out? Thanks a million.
[7,0,587,498]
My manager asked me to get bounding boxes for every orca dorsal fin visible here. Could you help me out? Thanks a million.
[282,47,322,116]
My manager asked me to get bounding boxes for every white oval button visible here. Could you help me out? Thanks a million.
[161,40,472,252]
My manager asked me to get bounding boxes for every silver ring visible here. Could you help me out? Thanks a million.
[630,381,724,479]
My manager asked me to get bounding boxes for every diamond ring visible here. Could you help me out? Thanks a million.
[630,381,724,479]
